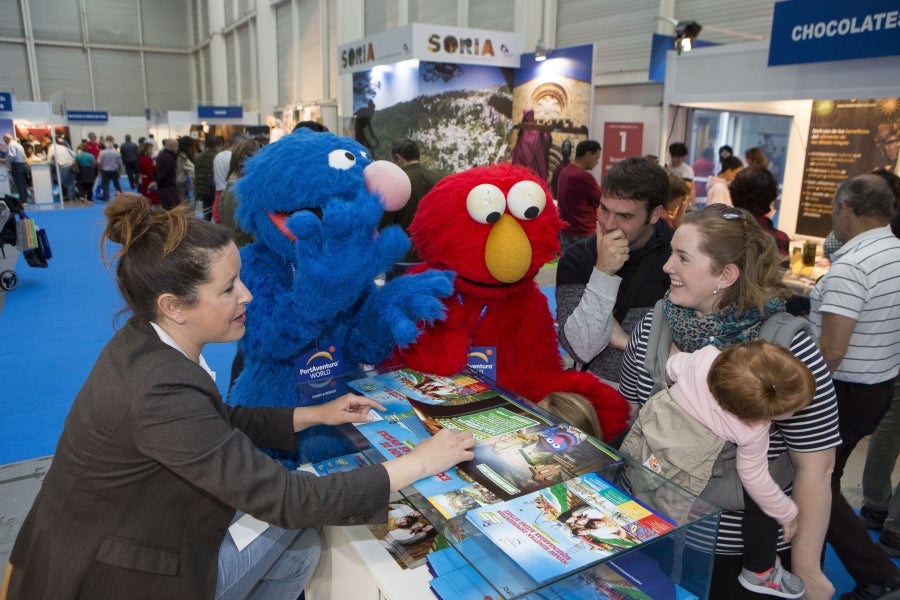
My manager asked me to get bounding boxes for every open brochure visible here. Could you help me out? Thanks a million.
[348,369,620,508]
[465,472,676,584]
[406,392,620,501]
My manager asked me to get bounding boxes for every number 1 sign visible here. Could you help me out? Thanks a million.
[601,122,644,176]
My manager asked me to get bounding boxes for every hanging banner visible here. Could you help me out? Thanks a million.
[197,105,243,119]
[67,110,108,122]
[601,122,644,177]
[769,0,900,66]
[795,98,899,237]
[338,23,521,75]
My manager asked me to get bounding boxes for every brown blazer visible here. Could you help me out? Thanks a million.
[8,319,390,599]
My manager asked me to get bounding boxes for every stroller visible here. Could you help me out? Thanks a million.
[1,194,51,291]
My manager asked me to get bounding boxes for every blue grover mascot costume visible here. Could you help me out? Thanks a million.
[230,130,454,467]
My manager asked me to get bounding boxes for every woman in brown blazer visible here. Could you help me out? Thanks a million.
[4,195,475,600]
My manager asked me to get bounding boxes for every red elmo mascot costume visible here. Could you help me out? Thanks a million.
[391,163,629,442]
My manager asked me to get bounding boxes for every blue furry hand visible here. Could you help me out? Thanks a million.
[287,195,409,310]
[347,269,456,364]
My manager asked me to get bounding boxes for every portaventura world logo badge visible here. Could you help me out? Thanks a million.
[297,346,340,388]
[467,347,494,375]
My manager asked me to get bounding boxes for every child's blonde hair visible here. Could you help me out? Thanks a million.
[538,392,602,439]
[707,340,815,423]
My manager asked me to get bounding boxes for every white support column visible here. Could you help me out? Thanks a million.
[19,0,40,100]
[208,0,228,104]
[658,0,676,34]
[320,0,330,105]
[336,0,365,120]
[255,0,278,115]
[286,0,296,105]
[138,0,150,109]
[515,0,545,51]
[543,0,558,49]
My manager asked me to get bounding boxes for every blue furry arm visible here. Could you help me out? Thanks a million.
[345,270,455,365]
[240,245,337,361]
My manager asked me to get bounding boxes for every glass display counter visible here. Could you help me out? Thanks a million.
[303,367,719,600]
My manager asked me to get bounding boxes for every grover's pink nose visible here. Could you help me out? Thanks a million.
[364,160,411,211]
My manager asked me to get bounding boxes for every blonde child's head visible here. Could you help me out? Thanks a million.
[707,340,815,423]
[538,392,602,439]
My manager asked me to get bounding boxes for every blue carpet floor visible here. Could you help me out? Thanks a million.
[0,203,237,464]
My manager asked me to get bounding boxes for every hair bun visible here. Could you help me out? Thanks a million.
[103,194,152,247]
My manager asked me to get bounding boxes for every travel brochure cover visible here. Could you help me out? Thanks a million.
[465,472,676,584]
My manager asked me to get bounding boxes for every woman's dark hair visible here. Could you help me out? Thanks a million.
[744,147,769,169]
[178,136,196,160]
[101,194,232,323]
[228,139,263,179]
[718,156,744,174]
[729,167,779,217]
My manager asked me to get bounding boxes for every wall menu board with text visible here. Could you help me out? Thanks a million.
[796,98,899,238]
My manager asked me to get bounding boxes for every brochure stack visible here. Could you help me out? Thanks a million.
[316,368,718,599]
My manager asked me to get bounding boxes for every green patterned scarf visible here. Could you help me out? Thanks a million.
[662,292,786,352]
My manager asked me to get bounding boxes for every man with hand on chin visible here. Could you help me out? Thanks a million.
[555,157,673,387]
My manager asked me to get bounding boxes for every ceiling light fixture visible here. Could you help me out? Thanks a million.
[675,21,702,54]
[534,41,548,62]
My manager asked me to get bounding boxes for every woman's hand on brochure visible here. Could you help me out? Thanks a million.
[292,393,386,431]
[384,429,476,493]
[415,429,476,476]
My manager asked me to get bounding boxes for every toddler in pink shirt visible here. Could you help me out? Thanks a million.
[668,340,815,599]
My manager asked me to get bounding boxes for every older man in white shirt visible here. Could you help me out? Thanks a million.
[4,133,30,203]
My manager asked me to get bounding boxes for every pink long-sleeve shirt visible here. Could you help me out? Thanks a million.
[667,345,798,524]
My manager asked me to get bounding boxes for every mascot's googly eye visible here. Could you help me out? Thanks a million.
[328,149,357,170]
[466,183,506,224]
[506,180,546,220]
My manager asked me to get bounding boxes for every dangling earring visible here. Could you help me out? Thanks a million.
[713,284,721,295]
